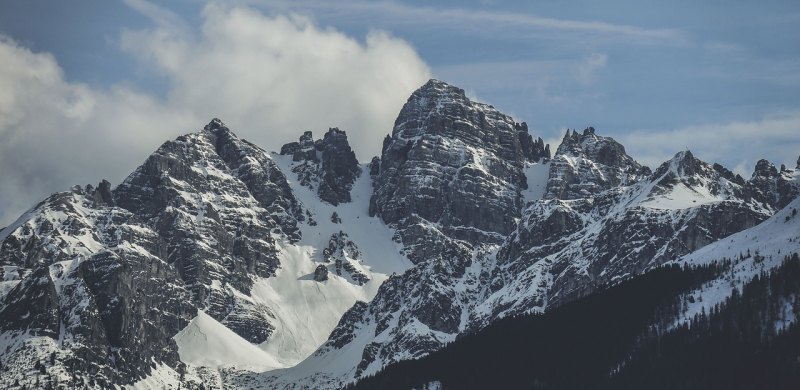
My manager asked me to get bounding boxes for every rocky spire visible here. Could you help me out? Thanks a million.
[545,127,650,200]
[279,127,361,205]
[515,122,550,162]
[370,79,545,256]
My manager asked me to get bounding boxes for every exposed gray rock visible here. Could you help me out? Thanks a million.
[0,119,302,386]
[314,265,329,282]
[369,79,549,253]
[0,187,196,388]
[323,231,369,285]
[369,156,381,177]
[112,119,302,343]
[2,79,797,390]
[280,128,362,205]
[501,150,780,310]
[310,79,553,379]
[745,158,800,211]
[515,122,550,163]
[305,139,795,387]
[545,128,651,200]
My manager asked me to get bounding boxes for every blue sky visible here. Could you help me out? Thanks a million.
[0,0,799,225]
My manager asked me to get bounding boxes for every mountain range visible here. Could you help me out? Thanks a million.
[0,79,798,389]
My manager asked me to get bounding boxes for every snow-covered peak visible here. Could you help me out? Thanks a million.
[545,127,649,200]
[392,78,512,142]
[751,158,779,180]
[640,150,736,210]
[202,117,229,133]
[651,150,710,179]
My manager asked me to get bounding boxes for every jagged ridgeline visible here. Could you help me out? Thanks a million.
[347,254,800,390]
[0,79,799,389]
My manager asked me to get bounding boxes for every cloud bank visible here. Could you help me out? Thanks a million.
[0,3,430,225]
[120,3,430,156]
[0,37,195,226]
[619,112,800,176]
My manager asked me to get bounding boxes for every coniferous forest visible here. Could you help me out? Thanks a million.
[348,254,800,390]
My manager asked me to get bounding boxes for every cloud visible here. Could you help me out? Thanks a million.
[0,36,197,226]
[0,3,431,226]
[618,112,800,175]
[242,0,685,42]
[120,2,430,157]
[121,0,189,32]
[575,53,608,83]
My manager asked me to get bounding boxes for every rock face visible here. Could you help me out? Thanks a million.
[516,122,551,163]
[497,150,779,311]
[0,185,196,387]
[1,80,798,390]
[545,127,650,200]
[369,79,549,260]
[323,232,369,285]
[314,265,329,282]
[0,119,307,386]
[746,158,800,211]
[280,128,361,205]
[276,128,798,388]
[113,118,301,344]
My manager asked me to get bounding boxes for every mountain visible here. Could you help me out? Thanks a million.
[0,120,410,388]
[0,79,798,389]
[347,196,800,389]
[254,82,799,388]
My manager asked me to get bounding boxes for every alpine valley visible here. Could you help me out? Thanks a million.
[1,80,799,389]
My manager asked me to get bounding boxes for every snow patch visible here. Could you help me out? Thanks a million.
[174,311,283,370]
[521,162,550,203]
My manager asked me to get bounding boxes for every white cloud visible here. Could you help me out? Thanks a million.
[0,3,431,226]
[120,2,430,157]
[0,36,197,226]
[575,53,608,83]
[121,0,189,33]
[242,0,685,42]
[619,112,800,176]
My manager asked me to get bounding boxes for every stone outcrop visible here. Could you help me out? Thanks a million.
[369,79,550,258]
[280,128,361,205]
[545,127,651,200]
[0,119,303,386]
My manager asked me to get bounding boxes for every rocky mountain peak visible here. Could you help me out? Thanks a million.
[203,117,227,133]
[745,157,800,211]
[545,127,650,200]
[371,79,545,258]
[82,179,115,207]
[645,151,742,206]
[279,127,361,205]
[652,150,706,178]
[752,159,779,179]
[515,121,550,163]
[712,163,746,186]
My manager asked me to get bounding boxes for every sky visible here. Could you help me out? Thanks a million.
[0,0,799,226]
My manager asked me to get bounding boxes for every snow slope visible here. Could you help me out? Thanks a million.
[521,162,550,203]
[175,310,283,370]
[171,154,413,374]
[251,155,411,365]
[672,197,800,326]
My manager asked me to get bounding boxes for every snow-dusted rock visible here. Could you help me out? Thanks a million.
[545,127,650,200]
[0,119,408,388]
[369,79,549,255]
[280,128,361,206]
[1,79,797,390]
